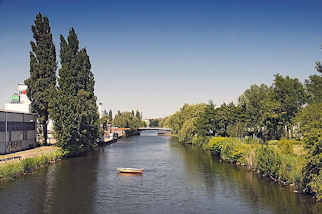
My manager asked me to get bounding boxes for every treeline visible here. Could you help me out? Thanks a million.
[164,71,320,141]
[113,110,145,129]
[164,66,321,200]
[149,118,164,127]
[25,13,99,157]
[100,109,145,130]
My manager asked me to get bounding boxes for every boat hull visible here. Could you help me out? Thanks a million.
[117,168,144,173]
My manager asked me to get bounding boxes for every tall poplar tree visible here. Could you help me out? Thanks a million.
[50,28,99,156]
[108,110,113,122]
[25,13,57,145]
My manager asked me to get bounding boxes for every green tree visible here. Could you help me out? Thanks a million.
[149,119,160,127]
[195,100,217,137]
[226,104,248,138]
[113,111,143,129]
[50,28,99,157]
[135,110,141,121]
[260,92,283,140]
[25,13,57,145]
[305,62,322,103]
[215,103,236,137]
[272,74,307,138]
[238,84,271,138]
[165,103,209,143]
[108,109,113,122]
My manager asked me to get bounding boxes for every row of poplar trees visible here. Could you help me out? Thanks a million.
[25,13,99,157]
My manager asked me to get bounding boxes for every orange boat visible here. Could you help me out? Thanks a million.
[117,168,144,174]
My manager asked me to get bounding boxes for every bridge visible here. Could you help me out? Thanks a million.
[138,127,171,131]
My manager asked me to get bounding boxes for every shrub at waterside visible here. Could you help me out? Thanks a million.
[0,150,62,183]
[204,137,306,191]
[255,146,281,180]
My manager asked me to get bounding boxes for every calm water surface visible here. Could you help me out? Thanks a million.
[0,131,321,214]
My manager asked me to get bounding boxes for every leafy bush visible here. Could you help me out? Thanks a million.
[279,153,305,184]
[206,137,249,164]
[255,146,281,179]
[277,138,295,154]
[205,137,227,154]
[192,136,208,146]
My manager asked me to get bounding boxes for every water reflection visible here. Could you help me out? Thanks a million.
[169,137,321,214]
[0,135,320,214]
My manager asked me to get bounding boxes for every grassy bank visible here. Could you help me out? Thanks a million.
[183,136,320,201]
[0,148,62,183]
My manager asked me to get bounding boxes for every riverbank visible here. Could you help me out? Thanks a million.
[0,131,136,183]
[174,136,321,202]
[0,146,62,183]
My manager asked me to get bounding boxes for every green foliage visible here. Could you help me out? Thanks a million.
[135,110,142,120]
[113,111,144,129]
[215,102,238,137]
[21,158,37,173]
[108,110,113,122]
[203,137,307,190]
[0,150,62,182]
[295,103,322,200]
[279,153,305,185]
[24,13,57,145]
[206,137,249,164]
[50,28,99,157]
[272,74,307,137]
[165,103,213,143]
[238,84,272,138]
[301,154,322,200]
[164,54,320,199]
[277,138,295,154]
[305,63,322,103]
[0,162,23,181]
[191,136,209,146]
[255,146,281,179]
[149,119,160,127]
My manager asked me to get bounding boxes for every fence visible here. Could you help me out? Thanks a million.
[0,110,37,154]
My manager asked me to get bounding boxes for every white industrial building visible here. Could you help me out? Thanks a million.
[4,84,31,113]
[3,84,103,146]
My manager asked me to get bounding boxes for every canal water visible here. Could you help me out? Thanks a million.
[0,131,320,214]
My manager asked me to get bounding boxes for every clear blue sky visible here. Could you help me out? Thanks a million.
[1,0,322,118]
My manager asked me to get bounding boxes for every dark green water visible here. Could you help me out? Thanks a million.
[0,132,320,214]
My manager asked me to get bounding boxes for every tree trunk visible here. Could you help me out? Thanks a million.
[42,120,48,145]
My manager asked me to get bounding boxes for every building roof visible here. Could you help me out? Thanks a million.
[0,109,35,115]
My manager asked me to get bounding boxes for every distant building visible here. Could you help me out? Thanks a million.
[4,84,31,113]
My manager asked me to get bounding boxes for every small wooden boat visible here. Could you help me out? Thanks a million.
[117,168,144,174]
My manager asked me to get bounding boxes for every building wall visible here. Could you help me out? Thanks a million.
[0,111,37,154]
[4,103,30,113]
